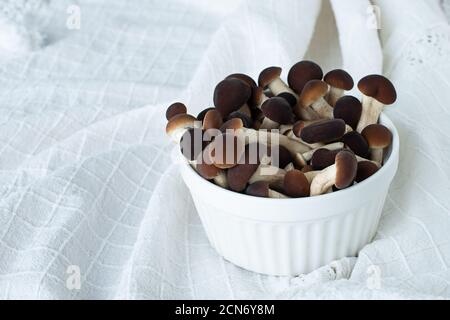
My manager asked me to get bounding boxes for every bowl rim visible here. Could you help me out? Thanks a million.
[179,113,399,205]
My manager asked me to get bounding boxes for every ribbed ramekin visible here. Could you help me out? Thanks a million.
[179,114,399,276]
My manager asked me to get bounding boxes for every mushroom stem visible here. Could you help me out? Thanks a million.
[370,148,384,164]
[310,97,334,119]
[238,128,310,155]
[304,170,320,183]
[296,105,321,121]
[356,95,384,132]
[284,162,295,171]
[248,165,286,190]
[268,189,289,198]
[310,164,337,196]
[259,117,279,130]
[279,124,293,135]
[345,125,353,134]
[214,170,229,188]
[301,142,344,162]
[268,78,297,97]
[326,87,344,107]
[285,130,322,149]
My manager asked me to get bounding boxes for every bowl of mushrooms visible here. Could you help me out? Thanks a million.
[165,60,399,276]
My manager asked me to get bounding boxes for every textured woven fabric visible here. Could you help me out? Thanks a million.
[0,0,449,299]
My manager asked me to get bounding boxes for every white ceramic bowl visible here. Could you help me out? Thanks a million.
[179,114,399,276]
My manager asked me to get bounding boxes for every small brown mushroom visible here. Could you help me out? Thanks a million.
[290,120,325,149]
[355,161,379,183]
[196,148,229,188]
[203,109,223,130]
[333,95,362,130]
[310,150,357,196]
[226,111,253,128]
[253,86,270,110]
[213,78,252,117]
[298,80,334,119]
[226,145,260,192]
[283,169,310,197]
[297,142,344,166]
[246,181,289,198]
[299,119,346,144]
[288,60,323,94]
[356,75,397,132]
[310,148,343,170]
[166,102,187,121]
[180,128,207,163]
[209,133,246,169]
[259,97,295,129]
[277,92,297,107]
[361,124,393,164]
[258,66,297,97]
[225,73,258,108]
[341,131,369,158]
[220,117,244,133]
[197,107,215,121]
[323,69,354,106]
[166,113,201,143]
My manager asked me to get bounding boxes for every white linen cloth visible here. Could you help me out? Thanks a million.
[0,0,449,299]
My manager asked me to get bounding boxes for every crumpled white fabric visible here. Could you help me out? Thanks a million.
[0,0,449,299]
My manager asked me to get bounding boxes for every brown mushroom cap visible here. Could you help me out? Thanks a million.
[287,60,323,94]
[335,150,357,189]
[292,120,306,138]
[220,117,244,132]
[324,69,354,90]
[277,145,293,169]
[310,148,343,170]
[166,114,198,138]
[246,181,270,198]
[361,124,393,149]
[196,148,222,180]
[253,86,267,106]
[333,95,362,130]
[226,111,253,128]
[227,146,260,192]
[197,107,215,121]
[203,109,223,130]
[214,78,251,117]
[261,97,295,124]
[166,102,187,121]
[291,120,321,138]
[226,73,257,88]
[226,73,260,108]
[180,128,207,161]
[258,66,282,88]
[358,75,397,104]
[356,161,379,183]
[210,133,245,169]
[300,119,346,144]
[341,131,369,158]
[299,80,329,107]
[283,169,310,197]
[277,92,297,107]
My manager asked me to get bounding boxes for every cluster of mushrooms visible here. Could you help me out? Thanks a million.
[165,60,397,198]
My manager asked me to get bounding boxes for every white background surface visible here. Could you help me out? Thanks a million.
[0,0,449,299]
